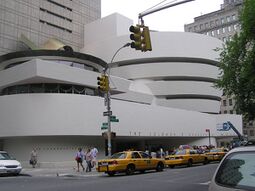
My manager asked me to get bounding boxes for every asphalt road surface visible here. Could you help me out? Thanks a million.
[0,163,218,191]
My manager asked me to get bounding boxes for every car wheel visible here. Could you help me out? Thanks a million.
[107,171,115,176]
[156,162,164,172]
[187,159,193,167]
[126,164,135,175]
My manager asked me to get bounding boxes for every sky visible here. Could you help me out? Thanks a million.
[101,0,223,31]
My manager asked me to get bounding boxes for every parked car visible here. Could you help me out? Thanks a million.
[0,151,22,175]
[205,148,228,162]
[244,139,255,146]
[209,146,255,191]
[97,151,165,176]
[165,149,208,168]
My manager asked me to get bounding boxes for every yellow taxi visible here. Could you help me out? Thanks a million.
[165,149,208,168]
[97,151,165,176]
[205,148,228,162]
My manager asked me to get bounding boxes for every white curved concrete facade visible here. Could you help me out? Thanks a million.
[82,14,223,114]
[109,62,219,81]
[0,94,238,138]
[0,91,242,166]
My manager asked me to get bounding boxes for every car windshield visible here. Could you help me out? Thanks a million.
[0,152,12,160]
[139,152,151,158]
[210,148,222,152]
[111,152,127,159]
[173,150,186,155]
[215,151,255,190]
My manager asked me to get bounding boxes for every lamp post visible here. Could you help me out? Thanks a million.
[206,129,211,146]
[105,42,131,157]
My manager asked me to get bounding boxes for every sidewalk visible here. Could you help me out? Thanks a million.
[21,167,101,177]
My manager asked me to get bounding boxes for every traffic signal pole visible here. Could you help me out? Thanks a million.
[101,43,131,157]
[138,0,194,20]
[105,82,112,157]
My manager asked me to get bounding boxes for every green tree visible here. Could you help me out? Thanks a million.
[215,0,255,120]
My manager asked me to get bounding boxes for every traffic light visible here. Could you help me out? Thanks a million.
[129,25,142,50]
[97,74,109,92]
[141,26,152,51]
[129,25,152,52]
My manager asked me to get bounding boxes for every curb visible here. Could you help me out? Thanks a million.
[21,168,100,177]
[56,173,100,177]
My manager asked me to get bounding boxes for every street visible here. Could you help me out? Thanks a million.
[0,163,218,191]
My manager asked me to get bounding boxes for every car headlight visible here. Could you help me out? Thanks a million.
[17,163,22,167]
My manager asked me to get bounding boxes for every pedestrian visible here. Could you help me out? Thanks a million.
[75,148,85,172]
[160,148,165,158]
[85,148,93,172]
[150,151,156,158]
[91,146,98,168]
[30,148,37,168]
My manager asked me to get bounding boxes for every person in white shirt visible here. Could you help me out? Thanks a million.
[75,148,85,172]
[91,147,98,167]
[85,148,93,172]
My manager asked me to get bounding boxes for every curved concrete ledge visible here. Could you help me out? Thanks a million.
[0,50,107,71]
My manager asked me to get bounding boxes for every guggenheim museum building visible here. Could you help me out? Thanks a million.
[0,13,242,167]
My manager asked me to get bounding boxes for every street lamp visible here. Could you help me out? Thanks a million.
[104,42,131,157]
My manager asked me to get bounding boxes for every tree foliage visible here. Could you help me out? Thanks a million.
[215,0,255,119]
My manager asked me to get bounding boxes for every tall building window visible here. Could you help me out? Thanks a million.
[222,27,226,33]
[215,19,219,26]
[230,110,233,114]
[205,23,209,28]
[221,18,225,24]
[234,24,238,31]
[229,99,233,106]
[223,37,227,42]
[200,24,203,30]
[226,16,230,22]
[217,29,220,35]
[232,14,236,20]
[228,26,232,32]
[210,21,214,27]
[223,100,227,106]
[250,130,254,136]
[224,110,228,114]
